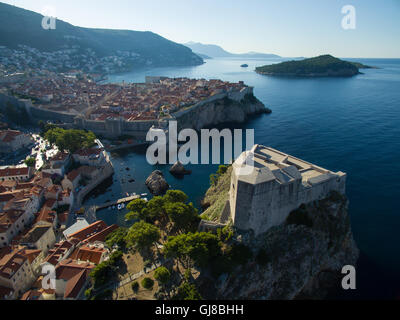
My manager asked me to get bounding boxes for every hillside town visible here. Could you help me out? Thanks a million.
[0,128,118,300]
[0,45,141,75]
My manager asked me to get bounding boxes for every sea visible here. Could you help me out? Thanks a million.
[83,57,400,299]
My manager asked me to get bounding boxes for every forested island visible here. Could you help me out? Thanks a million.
[255,55,374,77]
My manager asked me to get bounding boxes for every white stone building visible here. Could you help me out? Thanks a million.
[229,145,347,235]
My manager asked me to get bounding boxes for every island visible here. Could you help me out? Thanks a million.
[255,54,374,77]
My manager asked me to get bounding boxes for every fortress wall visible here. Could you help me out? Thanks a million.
[0,93,76,123]
[232,172,347,235]
[227,87,253,102]
[28,105,76,123]
[172,92,227,119]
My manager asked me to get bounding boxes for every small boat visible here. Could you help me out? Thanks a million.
[126,192,129,197]
[121,203,125,209]
[141,193,148,197]
[117,204,122,210]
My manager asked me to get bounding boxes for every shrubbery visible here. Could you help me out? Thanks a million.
[141,277,154,290]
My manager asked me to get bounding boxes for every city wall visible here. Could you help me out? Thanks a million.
[0,86,254,138]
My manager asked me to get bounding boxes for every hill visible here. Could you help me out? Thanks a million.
[184,42,280,59]
[255,55,372,77]
[0,2,203,73]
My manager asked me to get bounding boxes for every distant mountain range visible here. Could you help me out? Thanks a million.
[0,2,203,73]
[184,42,281,59]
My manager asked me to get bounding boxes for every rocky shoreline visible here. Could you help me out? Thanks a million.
[175,93,271,131]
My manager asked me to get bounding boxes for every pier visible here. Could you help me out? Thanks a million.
[95,194,141,211]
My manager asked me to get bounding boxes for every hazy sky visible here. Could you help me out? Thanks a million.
[2,0,400,58]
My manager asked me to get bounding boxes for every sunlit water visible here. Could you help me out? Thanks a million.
[84,57,400,299]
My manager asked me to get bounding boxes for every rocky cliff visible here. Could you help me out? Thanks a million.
[175,93,271,131]
[200,169,359,300]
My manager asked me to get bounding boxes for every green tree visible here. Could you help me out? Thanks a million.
[125,198,148,221]
[105,228,128,248]
[164,202,199,232]
[141,277,154,290]
[164,190,188,204]
[144,196,166,221]
[44,128,96,153]
[164,232,221,268]
[131,281,139,293]
[173,282,202,300]
[125,221,161,251]
[154,266,171,285]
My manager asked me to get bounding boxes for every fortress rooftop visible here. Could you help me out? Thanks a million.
[233,145,345,187]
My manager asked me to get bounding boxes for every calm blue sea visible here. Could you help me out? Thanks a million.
[85,57,400,299]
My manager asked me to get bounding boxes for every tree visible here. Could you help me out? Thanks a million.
[144,196,166,221]
[125,221,160,251]
[24,157,36,168]
[44,128,96,153]
[164,202,199,232]
[105,228,128,248]
[131,281,139,293]
[125,198,148,221]
[173,282,202,300]
[164,190,188,204]
[164,232,221,268]
[154,266,171,285]
[141,277,154,290]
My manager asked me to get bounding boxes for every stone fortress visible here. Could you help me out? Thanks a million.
[229,145,347,235]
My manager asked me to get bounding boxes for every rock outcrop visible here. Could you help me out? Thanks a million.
[145,170,169,196]
[169,161,192,176]
[175,93,271,131]
[199,168,359,300]
[211,193,359,300]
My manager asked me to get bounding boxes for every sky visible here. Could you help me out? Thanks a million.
[2,0,400,58]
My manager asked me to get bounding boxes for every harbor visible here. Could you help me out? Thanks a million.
[94,193,148,211]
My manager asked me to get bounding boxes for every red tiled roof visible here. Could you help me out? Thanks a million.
[85,224,119,244]
[50,152,69,162]
[44,240,74,266]
[69,246,106,265]
[19,248,42,264]
[64,269,87,299]
[67,220,108,242]
[0,167,31,178]
[74,148,103,157]
[55,259,94,280]
[0,250,27,279]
